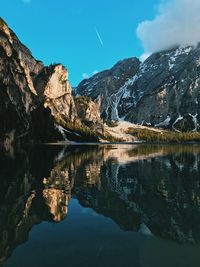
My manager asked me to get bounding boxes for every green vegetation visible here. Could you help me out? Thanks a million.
[127,127,200,143]
[100,133,124,143]
[55,115,99,142]
[74,96,92,106]
[106,120,119,128]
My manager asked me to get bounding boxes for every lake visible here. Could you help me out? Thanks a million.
[1,144,200,267]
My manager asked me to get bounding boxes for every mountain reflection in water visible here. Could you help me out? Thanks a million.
[1,144,200,267]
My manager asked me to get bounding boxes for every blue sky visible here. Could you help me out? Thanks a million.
[1,0,160,85]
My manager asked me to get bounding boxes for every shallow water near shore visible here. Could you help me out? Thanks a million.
[1,144,200,267]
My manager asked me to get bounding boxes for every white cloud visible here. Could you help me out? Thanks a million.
[82,73,90,80]
[82,70,99,79]
[139,52,151,62]
[137,0,200,54]
[82,70,99,80]
[92,70,99,75]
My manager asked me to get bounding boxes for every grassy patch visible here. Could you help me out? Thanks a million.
[127,127,200,143]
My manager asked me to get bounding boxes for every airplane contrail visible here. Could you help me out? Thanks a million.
[95,28,104,47]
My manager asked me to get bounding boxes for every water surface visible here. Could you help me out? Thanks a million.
[1,144,200,267]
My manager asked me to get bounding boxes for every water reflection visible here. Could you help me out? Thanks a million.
[0,144,200,266]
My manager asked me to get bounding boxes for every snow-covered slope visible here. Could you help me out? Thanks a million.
[77,45,200,132]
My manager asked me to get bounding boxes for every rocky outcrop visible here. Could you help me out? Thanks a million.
[76,58,140,121]
[34,64,78,123]
[74,96,104,135]
[0,19,85,144]
[0,17,107,144]
[2,15,200,144]
[0,18,65,144]
[77,46,200,132]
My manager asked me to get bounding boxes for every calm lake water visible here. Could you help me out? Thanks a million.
[1,144,200,267]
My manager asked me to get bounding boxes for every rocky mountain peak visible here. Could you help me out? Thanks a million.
[0,18,78,144]
[0,18,13,57]
[0,18,13,43]
[48,64,70,96]
[35,64,71,99]
[77,45,200,131]
[77,57,140,120]
[34,63,78,123]
[0,18,106,144]
[1,17,200,146]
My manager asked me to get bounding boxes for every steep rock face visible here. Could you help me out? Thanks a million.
[0,18,79,144]
[76,58,140,121]
[77,46,200,131]
[125,46,200,131]
[74,96,104,135]
[0,17,105,144]
[34,64,78,122]
[0,19,38,141]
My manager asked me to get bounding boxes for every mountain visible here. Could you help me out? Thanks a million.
[76,57,140,120]
[1,17,200,146]
[77,45,200,132]
[0,18,103,146]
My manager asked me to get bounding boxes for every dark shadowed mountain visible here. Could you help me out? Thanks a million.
[0,18,103,145]
[77,45,200,132]
[1,17,200,146]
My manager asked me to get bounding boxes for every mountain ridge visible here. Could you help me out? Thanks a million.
[1,17,200,147]
[0,17,104,146]
[77,45,200,132]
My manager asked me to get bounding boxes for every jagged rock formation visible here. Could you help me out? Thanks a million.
[0,18,65,144]
[2,16,200,145]
[74,96,104,135]
[77,46,200,132]
[0,18,102,145]
[34,64,78,122]
[76,58,140,122]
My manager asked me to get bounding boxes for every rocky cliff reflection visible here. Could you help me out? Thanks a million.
[1,144,200,266]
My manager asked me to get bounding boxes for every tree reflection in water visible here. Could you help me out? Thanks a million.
[1,144,200,266]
